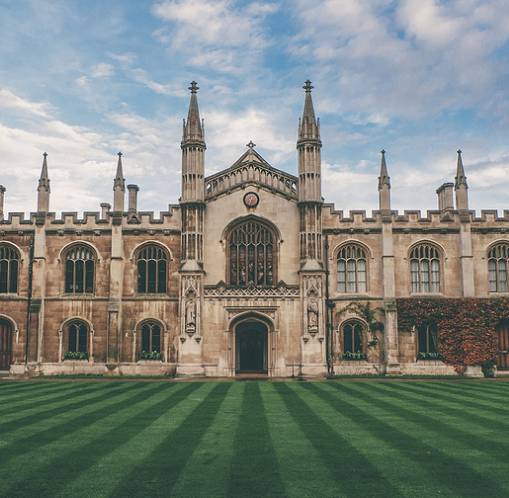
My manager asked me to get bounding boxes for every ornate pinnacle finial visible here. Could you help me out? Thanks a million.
[118,151,122,158]
[457,149,462,155]
[189,81,199,94]
[43,152,48,158]
[303,80,313,93]
[381,149,386,155]
[246,140,256,150]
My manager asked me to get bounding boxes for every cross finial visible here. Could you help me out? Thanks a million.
[457,149,462,155]
[118,151,123,158]
[303,80,313,93]
[246,140,256,149]
[381,149,386,155]
[189,81,199,94]
[43,152,48,158]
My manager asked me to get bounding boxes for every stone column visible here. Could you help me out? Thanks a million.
[459,220,475,296]
[0,185,5,220]
[32,217,47,366]
[381,218,400,373]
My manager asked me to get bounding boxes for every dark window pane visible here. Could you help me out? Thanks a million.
[343,326,353,353]
[141,325,150,352]
[0,260,7,293]
[147,260,157,293]
[85,260,94,293]
[152,326,161,353]
[354,325,363,352]
[9,259,18,293]
[78,325,88,353]
[157,260,167,293]
[138,260,146,293]
[65,260,74,293]
[69,326,77,352]
[75,260,84,293]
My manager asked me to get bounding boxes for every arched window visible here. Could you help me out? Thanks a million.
[337,244,367,293]
[140,321,161,360]
[488,243,509,293]
[67,321,88,356]
[136,245,168,293]
[228,219,275,287]
[0,245,20,294]
[417,322,439,359]
[410,243,441,293]
[342,320,365,359]
[65,245,95,294]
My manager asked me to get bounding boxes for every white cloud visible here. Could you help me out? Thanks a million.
[75,76,90,88]
[0,88,51,118]
[91,63,115,78]
[128,68,184,96]
[151,0,277,73]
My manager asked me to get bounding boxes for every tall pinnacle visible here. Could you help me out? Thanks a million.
[298,80,320,142]
[114,152,125,190]
[455,149,468,189]
[378,149,390,189]
[182,81,204,144]
[38,152,50,190]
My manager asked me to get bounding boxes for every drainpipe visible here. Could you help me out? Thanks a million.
[24,233,35,366]
[324,234,335,376]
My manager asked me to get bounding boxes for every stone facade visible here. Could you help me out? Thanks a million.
[1,80,508,377]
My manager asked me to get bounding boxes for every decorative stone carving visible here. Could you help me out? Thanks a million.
[204,282,299,298]
[307,292,319,334]
[185,291,197,335]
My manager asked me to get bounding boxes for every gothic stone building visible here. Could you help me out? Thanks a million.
[1,81,509,377]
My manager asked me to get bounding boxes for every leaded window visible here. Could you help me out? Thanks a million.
[337,244,367,293]
[68,321,88,354]
[0,245,19,294]
[141,322,161,354]
[137,245,167,293]
[65,245,95,294]
[488,243,509,293]
[228,220,275,287]
[410,243,441,293]
[342,321,364,356]
[417,323,439,359]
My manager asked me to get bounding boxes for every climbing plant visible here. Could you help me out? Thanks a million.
[336,302,385,347]
[396,297,507,373]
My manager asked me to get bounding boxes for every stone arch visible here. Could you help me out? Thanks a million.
[57,240,102,262]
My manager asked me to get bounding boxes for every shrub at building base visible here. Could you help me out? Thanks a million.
[396,298,506,374]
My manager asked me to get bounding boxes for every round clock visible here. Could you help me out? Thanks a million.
[243,192,259,208]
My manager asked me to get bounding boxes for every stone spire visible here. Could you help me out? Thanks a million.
[378,149,391,212]
[0,185,5,220]
[298,80,320,142]
[37,152,50,212]
[378,149,390,188]
[455,149,469,211]
[113,152,126,212]
[455,149,468,189]
[182,81,205,145]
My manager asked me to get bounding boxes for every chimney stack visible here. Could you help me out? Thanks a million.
[436,183,454,212]
[0,185,5,220]
[100,202,111,219]
[127,184,139,214]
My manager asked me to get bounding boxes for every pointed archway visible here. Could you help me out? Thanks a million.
[235,320,268,373]
[0,318,13,371]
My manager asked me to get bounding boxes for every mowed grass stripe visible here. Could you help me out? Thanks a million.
[395,381,509,413]
[375,382,509,431]
[227,382,286,498]
[285,382,448,498]
[6,383,201,498]
[0,382,96,416]
[261,382,344,497]
[429,380,509,401]
[275,382,406,498]
[314,382,509,498]
[353,382,509,454]
[169,382,244,498]
[0,381,77,403]
[0,381,117,430]
[106,383,232,498]
[0,382,141,467]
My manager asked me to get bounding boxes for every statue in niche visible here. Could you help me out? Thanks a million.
[307,294,319,334]
[185,293,197,334]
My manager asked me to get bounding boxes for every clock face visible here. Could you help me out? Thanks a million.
[243,192,259,208]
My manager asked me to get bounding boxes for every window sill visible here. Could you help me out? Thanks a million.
[409,293,443,297]
[62,293,96,298]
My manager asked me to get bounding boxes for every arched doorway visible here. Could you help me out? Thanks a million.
[235,320,268,374]
[496,319,509,370]
[0,318,13,371]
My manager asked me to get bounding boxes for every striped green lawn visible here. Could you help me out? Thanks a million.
[0,380,508,498]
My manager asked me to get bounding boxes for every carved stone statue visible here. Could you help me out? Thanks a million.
[307,295,319,333]
[185,296,196,334]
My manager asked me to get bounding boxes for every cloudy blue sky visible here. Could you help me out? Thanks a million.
[1,0,508,215]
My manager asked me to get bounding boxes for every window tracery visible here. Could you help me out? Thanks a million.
[488,243,509,293]
[0,245,19,294]
[137,245,168,294]
[337,244,367,293]
[64,245,95,294]
[410,243,441,293]
[228,219,275,287]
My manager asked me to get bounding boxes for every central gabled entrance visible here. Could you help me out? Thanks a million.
[235,320,268,374]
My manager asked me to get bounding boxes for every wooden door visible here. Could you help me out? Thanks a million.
[496,320,509,370]
[0,320,12,371]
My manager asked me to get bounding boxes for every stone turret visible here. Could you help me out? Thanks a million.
[113,152,126,212]
[378,149,391,212]
[0,185,5,220]
[37,152,50,212]
[297,81,322,265]
[455,149,469,211]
